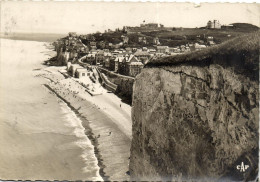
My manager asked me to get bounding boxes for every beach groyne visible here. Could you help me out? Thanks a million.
[129,33,259,181]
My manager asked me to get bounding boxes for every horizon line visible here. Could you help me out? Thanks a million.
[0,22,258,36]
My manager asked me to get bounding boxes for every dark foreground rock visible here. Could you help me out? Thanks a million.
[129,32,259,181]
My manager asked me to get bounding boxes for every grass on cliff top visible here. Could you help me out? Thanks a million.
[146,31,260,68]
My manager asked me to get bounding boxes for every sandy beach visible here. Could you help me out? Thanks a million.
[38,65,132,181]
[0,38,131,181]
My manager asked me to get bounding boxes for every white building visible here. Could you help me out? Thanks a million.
[75,68,90,79]
[69,64,82,77]
[207,20,221,29]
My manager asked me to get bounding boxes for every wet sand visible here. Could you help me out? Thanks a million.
[0,39,102,180]
[39,66,132,181]
[0,38,132,181]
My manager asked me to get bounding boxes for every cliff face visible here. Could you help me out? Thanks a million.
[115,77,134,104]
[129,33,259,181]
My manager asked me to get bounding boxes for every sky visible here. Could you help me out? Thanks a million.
[0,1,259,35]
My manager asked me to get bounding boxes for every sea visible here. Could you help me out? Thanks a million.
[0,38,102,181]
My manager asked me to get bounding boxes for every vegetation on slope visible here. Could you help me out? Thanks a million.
[82,24,259,48]
[146,31,259,71]
[231,23,259,30]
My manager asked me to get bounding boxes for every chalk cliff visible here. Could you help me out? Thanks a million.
[129,32,259,181]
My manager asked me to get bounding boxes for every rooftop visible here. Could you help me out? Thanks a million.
[134,51,150,56]
[115,57,125,62]
[76,68,88,72]
[129,62,144,66]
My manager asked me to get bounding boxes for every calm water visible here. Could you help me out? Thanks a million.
[0,39,102,180]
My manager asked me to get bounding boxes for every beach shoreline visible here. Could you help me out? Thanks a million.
[43,84,109,180]
[0,39,101,181]
[0,38,131,181]
[37,58,132,180]
[41,43,110,180]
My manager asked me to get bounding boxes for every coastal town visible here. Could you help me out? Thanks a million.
[49,20,259,105]
[43,20,258,180]
[53,21,225,78]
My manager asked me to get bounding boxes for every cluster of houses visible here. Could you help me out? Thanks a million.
[54,31,216,77]
[81,40,215,77]
[84,49,146,77]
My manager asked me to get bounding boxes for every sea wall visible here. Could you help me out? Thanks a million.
[98,67,135,104]
[129,33,259,181]
[99,72,118,92]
